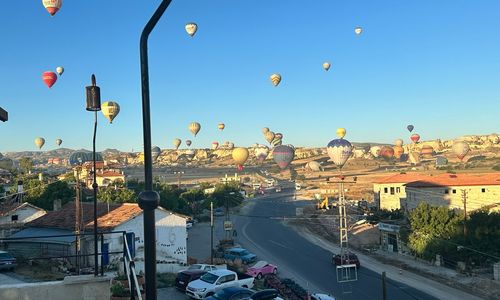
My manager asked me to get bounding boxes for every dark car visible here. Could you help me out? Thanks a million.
[250,289,281,300]
[175,269,207,291]
[332,252,360,268]
[0,251,17,271]
[204,286,254,300]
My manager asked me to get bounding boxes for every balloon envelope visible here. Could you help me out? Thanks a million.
[151,146,161,161]
[323,62,331,71]
[189,122,201,136]
[56,66,64,76]
[407,125,414,132]
[173,138,182,150]
[305,161,323,172]
[69,151,103,166]
[270,74,281,86]
[185,22,198,37]
[101,101,120,123]
[393,145,404,159]
[370,146,382,158]
[354,27,363,35]
[379,146,394,159]
[42,71,57,88]
[212,141,219,150]
[262,127,270,135]
[56,139,62,146]
[410,134,420,143]
[265,131,275,144]
[34,137,45,149]
[42,0,62,16]
[255,147,269,162]
[452,141,470,161]
[273,145,295,169]
[232,147,249,166]
[327,139,353,168]
[186,140,192,147]
[218,123,225,131]
[336,128,346,139]
[394,139,404,147]
[420,145,434,158]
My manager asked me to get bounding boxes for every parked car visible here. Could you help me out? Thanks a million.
[175,269,207,291]
[332,252,360,268]
[186,269,255,299]
[0,251,16,271]
[185,264,220,272]
[246,261,277,279]
[204,286,254,300]
[249,289,282,300]
[275,186,282,193]
[310,293,336,300]
[224,248,257,264]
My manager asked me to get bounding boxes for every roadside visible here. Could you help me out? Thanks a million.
[289,223,486,300]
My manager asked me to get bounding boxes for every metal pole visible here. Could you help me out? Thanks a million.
[92,110,99,276]
[210,201,214,265]
[139,1,172,298]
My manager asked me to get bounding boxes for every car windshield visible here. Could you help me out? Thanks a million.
[0,253,13,259]
[200,272,218,284]
[188,265,202,270]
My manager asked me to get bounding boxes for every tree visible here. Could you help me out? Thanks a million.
[19,157,33,174]
[98,187,137,204]
[209,182,243,208]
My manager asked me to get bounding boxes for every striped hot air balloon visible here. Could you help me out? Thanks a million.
[189,122,201,136]
[272,145,295,170]
[326,139,353,168]
[270,74,281,86]
[420,145,434,158]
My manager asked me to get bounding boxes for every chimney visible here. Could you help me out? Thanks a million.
[53,199,62,211]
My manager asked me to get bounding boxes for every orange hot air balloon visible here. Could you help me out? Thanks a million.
[393,145,404,159]
[42,71,57,88]
[42,0,62,16]
[218,123,225,131]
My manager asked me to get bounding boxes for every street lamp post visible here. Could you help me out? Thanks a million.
[139,1,173,298]
[85,74,101,276]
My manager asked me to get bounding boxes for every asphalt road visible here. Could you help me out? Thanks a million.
[231,188,438,300]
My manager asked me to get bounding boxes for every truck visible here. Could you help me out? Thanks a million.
[186,269,255,299]
[223,247,257,264]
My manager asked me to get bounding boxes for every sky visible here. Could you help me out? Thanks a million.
[0,0,499,152]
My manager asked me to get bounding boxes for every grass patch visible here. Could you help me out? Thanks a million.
[157,272,177,288]
[15,263,65,281]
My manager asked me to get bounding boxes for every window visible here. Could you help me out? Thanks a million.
[396,187,401,193]
[452,189,456,194]
[384,187,388,194]
[481,188,486,193]
[390,187,395,195]
[11,215,18,222]
[445,190,449,194]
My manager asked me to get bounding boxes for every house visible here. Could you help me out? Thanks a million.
[5,202,187,272]
[72,161,126,188]
[374,173,500,212]
[0,201,46,238]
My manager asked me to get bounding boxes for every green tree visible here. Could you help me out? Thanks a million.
[209,182,243,208]
[19,157,33,174]
[98,187,137,204]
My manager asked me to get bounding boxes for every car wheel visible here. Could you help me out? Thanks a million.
[257,273,263,280]
[273,268,277,275]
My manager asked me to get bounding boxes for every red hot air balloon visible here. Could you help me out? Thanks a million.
[42,0,63,16]
[410,134,420,143]
[42,71,57,88]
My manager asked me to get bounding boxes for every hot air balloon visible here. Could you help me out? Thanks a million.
[273,145,295,170]
[69,150,103,166]
[255,147,269,162]
[42,0,62,16]
[151,146,161,161]
[212,141,219,150]
[265,131,275,144]
[270,74,281,87]
[370,146,382,158]
[410,134,420,143]
[394,139,404,147]
[232,147,249,169]
[354,27,363,35]
[226,142,234,150]
[305,161,323,172]
[34,137,45,149]
[327,139,353,168]
[186,140,192,147]
[452,141,470,161]
[55,139,62,146]
[407,125,414,132]
[379,146,395,159]
[393,145,404,159]
[399,153,409,162]
[185,22,198,37]
[323,62,331,71]
[101,101,120,123]
[42,71,57,88]
[262,127,270,135]
[218,123,225,131]
[420,145,434,158]
[56,66,64,76]
[173,138,182,150]
[336,128,346,139]
[189,122,201,136]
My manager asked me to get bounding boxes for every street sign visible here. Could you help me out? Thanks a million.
[223,221,233,231]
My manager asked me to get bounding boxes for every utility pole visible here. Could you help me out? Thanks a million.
[75,166,82,275]
[382,271,387,300]
[461,189,468,242]
[210,201,214,265]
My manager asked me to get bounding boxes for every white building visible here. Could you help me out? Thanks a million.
[0,202,46,238]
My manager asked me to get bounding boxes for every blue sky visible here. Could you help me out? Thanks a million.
[0,1,499,152]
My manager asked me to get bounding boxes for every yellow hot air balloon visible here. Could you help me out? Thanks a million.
[336,128,346,139]
[232,147,249,166]
[56,66,64,76]
[173,138,182,150]
[34,137,45,149]
[265,131,275,144]
[270,74,281,87]
[218,123,225,131]
[262,127,270,135]
[323,62,331,71]
[394,139,404,147]
[101,101,120,123]
[189,122,201,136]
[185,22,198,37]
[354,27,363,35]
[393,145,404,159]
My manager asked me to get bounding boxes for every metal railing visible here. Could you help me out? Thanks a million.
[123,234,142,300]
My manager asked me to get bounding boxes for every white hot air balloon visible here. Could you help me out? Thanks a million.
[354,27,363,35]
[185,22,198,37]
[56,66,64,76]
[322,62,331,71]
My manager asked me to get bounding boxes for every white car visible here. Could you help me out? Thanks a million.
[185,264,219,272]
[186,269,255,299]
[310,293,336,300]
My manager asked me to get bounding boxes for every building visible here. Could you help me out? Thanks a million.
[5,202,187,272]
[0,202,46,238]
[73,161,126,188]
[374,173,500,212]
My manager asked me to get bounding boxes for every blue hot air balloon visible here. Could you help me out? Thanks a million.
[151,146,161,161]
[272,145,295,169]
[326,139,353,168]
[69,151,103,166]
[407,125,414,132]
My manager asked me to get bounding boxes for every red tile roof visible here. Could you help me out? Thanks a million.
[27,202,143,231]
[374,173,500,187]
[97,171,124,178]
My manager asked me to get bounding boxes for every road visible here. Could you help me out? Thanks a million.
[231,188,438,300]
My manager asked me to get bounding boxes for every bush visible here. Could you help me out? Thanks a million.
[492,164,500,171]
